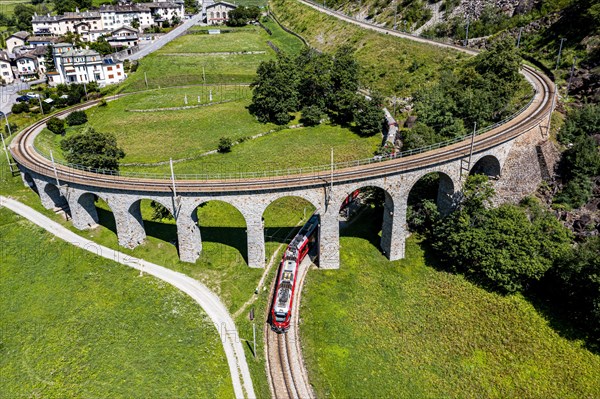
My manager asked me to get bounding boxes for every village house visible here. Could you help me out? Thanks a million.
[0,51,15,85]
[49,43,125,87]
[6,31,30,54]
[14,54,38,81]
[107,26,139,49]
[205,1,236,25]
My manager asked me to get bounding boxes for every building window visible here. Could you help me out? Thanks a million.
[107,66,113,71]
[108,74,114,79]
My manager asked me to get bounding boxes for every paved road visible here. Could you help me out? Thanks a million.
[0,78,48,115]
[129,14,205,61]
[0,195,256,399]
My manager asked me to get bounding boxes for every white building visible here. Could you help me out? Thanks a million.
[147,1,185,24]
[107,26,139,49]
[49,44,125,87]
[32,11,102,37]
[15,54,39,81]
[0,51,15,84]
[6,31,29,54]
[205,2,236,25]
[99,4,154,30]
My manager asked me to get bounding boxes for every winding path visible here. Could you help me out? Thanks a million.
[0,196,256,399]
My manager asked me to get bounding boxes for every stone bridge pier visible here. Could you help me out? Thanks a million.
[17,121,549,270]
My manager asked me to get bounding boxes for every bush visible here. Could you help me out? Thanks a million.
[217,137,233,153]
[60,126,125,170]
[66,110,88,126]
[299,105,322,126]
[4,122,17,135]
[46,117,66,135]
[99,99,108,107]
[11,102,29,114]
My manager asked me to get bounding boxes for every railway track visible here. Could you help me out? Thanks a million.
[9,65,553,195]
[265,256,314,399]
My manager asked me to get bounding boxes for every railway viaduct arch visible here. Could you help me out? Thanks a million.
[10,62,554,270]
[16,134,533,269]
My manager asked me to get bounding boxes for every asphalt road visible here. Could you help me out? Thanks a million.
[0,195,256,399]
[0,81,31,115]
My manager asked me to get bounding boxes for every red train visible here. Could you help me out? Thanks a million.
[270,214,319,333]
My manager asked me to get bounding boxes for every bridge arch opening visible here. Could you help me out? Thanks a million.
[470,155,501,178]
[134,198,178,254]
[194,200,249,266]
[407,172,456,230]
[262,196,317,264]
[337,186,396,258]
[93,196,119,243]
[21,172,37,192]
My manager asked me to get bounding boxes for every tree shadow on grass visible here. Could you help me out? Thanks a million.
[339,206,385,254]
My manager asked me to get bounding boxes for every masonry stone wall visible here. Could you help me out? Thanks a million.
[17,127,547,270]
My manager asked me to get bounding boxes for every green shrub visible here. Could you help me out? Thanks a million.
[66,110,88,126]
[11,102,29,114]
[46,117,65,135]
[299,105,322,126]
[217,137,233,153]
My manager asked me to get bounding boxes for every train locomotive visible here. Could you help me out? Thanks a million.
[270,214,319,333]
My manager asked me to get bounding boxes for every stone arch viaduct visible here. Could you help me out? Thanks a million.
[9,65,554,270]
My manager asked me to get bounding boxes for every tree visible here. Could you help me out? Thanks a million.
[53,0,92,14]
[66,110,88,126]
[328,45,359,123]
[47,117,66,135]
[11,102,29,114]
[227,6,261,26]
[88,37,113,55]
[249,53,299,125]
[300,105,322,126]
[296,48,333,109]
[430,177,572,294]
[60,126,125,170]
[45,46,56,72]
[553,236,600,339]
[131,18,140,30]
[217,137,233,153]
[13,4,35,31]
[183,0,198,14]
[354,93,384,136]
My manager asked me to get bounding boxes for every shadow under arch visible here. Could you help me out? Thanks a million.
[470,155,501,178]
[194,200,249,266]
[262,196,318,260]
[93,195,118,240]
[337,185,395,256]
[407,171,457,219]
[22,171,37,193]
[44,182,68,210]
[133,198,178,251]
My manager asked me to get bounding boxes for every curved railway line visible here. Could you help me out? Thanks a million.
[9,66,553,194]
[6,6,555,399]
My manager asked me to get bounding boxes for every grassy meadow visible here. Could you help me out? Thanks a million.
[0,207,234,398]
[121,21,303,92]
[300,208,600,398]
[270,0,466,96]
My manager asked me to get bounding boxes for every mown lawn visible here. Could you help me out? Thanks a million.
[161,27,270,53]
[121,27,278,92]
[0,207,234,398]
[270,0,466,96]
[300,208,600,398]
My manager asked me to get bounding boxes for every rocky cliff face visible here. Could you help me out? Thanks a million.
[451,0,540,19]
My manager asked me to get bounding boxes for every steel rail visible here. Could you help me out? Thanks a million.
[9,65,553,194]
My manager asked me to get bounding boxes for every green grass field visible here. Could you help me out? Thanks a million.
[0,207,234,398]
[270,0,466,96]
[300,207,600,398]
[34,87,381,176]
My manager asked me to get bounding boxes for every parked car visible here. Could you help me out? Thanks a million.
[15,95,30,102]
[26,92,40,99]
